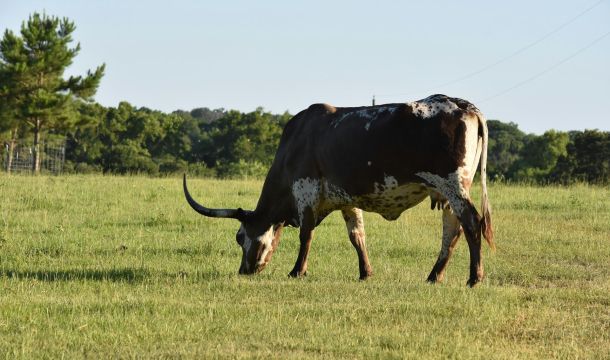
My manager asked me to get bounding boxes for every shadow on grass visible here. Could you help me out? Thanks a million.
[93,245,214,257]
[1,268,149,283]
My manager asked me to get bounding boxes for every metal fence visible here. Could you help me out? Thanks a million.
[2,141,65,174]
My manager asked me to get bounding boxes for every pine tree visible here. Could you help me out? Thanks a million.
[0,12,105,173]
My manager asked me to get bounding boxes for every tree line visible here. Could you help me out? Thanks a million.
[62,101,290,178]
[487,121,608,184]
[1,13,608,183]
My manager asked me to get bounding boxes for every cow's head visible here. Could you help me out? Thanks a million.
[183,175,283,274]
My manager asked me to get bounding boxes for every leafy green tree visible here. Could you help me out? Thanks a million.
[64,101,107,171]
[188,107,226,123]
[0,100,27,173]
[203,107,284,174]
[486,120,527,180]
[217,159,269,179]
[105,140,159,175]
[97,102,158,174]
[509,130,569,182]
[67,104,291,176]
[552,130,610,184]
[68,101,200,175]
[0,12,104,173]
[142,109,189,161]
[0,42,30,173]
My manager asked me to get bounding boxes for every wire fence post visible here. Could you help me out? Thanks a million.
[60,146,65,175]
[4,144,8,172]
[3,140,65,175]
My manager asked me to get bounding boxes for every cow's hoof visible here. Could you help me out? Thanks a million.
[426,272,444,284]
[466,278,482,287]
[359,273,372,281]
[288,270,307,278]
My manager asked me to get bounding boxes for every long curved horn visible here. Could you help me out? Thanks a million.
[183,174,245,220]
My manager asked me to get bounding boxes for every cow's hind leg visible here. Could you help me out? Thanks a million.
[418,172,484,287]
[289,207,315,278]
[427,205,463,283]
[458,200,484,287]
[342,207,372,280]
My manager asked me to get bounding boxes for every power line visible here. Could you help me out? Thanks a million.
[375,0,607,99]
[428,0,606,92]
[480,29,610,103]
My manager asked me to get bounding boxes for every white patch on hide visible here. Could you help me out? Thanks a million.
[408,95,459,119]
[294,175,430,223]
[439,207,461,259]
[322,180,352,206]
[361,179,427,220]
[292,178,321,225]
[343,207,365,237]
[416,170,470,216]
[331,106,398,129]
[256,226,275,266]
[374,174,398,194]
[462,114,481,182]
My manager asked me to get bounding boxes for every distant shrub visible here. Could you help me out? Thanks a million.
[216,159,269,179]
[105,142,159,175]
[187,162,217,178]
[157,156,188,175]
[63,161,103,174]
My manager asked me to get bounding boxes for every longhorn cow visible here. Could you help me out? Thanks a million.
[184,94,495,286]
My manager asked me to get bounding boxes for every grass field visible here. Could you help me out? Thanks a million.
[0,175,608,359]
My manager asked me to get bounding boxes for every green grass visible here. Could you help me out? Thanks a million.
[0,175,608,359]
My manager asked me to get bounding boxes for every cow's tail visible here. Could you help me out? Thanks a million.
[477,112,495,251]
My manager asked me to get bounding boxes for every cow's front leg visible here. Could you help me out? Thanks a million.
[289,207,315,277]
[427,205,462,283]
[342,207,372,280]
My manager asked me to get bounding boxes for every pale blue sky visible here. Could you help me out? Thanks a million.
[1,0,609,133]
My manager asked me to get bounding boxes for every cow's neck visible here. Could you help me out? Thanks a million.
[253,165,295,227]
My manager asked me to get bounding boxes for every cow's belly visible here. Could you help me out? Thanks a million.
[321,178,429,220]
[354,183,429,220]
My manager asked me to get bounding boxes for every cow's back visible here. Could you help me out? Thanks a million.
[261,95,483,222]
[311,96,478,196]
